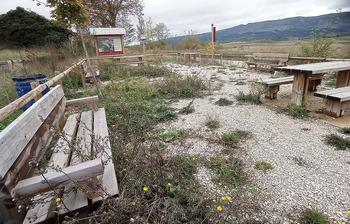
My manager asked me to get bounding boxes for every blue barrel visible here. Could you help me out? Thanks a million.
[12,74,50,110]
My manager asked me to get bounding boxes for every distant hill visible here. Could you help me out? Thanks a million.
[167,12,350,44]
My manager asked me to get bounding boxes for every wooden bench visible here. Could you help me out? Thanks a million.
[112,55,144,66]
[246,53,289,71]
[314,86,350,117]
[81,61,100,87]
[0,85,118,223]
[262,75,323,99]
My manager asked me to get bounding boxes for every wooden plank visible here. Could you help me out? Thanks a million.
[66,96,99,107]
[327,91,350,102]
[23,113,80,224]
[92,108,119,203]
[253,53,289,61]
[275,61,350,75]
[59,111,93,214]
[314,86,350,98]
[0,86,64,179]
[336,70,350,88]
[262,76,294,86]
[12,159,103,199]
[291,73,309,106]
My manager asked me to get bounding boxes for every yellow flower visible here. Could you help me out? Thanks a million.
[213,200,216,203]
[132,202,136,205]
[112,125,115,127]
[125,158,128,161]
[282,205,286,209]
[348,210,350,215]
[143,187,148,191]
[217,206,222,211]
[221,197,226,201]
[227,196,231,200]
[192,157,195,160]
[168,183,171,186]
[123,153,127,155]
[123,168,126,171]
[145,140,148,143]
[56,198,61,202]
[103,211,107,214]
[218,183,222,186]
[339,218,343,223]
[126,144,129,147]
[133,160,136,162]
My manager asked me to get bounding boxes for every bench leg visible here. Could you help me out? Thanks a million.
[308,79,322,91]
[265,85,280,99]
[324,100,350,118]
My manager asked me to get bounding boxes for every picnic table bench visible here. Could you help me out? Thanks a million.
[314,86,350,117]
[0,85,118,223]
[262,75,323,99]
[246,53,289,72]
[81,61,100,88]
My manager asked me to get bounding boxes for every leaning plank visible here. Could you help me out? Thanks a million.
[92,108,119,203]
[12,159,103,199]
[59,111,93,214]
[23,113,80,224]
[66,96,99,107]
[0,85,64,179]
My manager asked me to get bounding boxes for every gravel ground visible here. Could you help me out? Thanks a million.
[158,61,350,223]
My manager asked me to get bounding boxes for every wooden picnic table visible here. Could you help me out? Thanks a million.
[274,61,350,106]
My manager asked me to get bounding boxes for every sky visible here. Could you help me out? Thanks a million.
[1,0,350,37]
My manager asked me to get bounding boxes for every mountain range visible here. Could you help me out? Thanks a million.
[167,11,350,44]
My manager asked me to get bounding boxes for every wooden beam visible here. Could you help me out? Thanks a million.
[0,59,85,123]
[11,159,103,199]
[336,70,350,88]
[66,96,99,108]
[0,86,64,179]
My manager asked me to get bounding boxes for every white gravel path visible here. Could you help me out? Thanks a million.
[159,62,350,223]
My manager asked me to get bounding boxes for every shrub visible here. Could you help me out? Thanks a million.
[235,81,264,104]
[325,134,350,150]
[299,208,331,224]
[154,127,183,142]
[255,161,274,174]
[207,157,246,188]
[220,131,250,148]
[179,106,195,114]
[339,127,350,135]
[215,98,233,106]
[288,103,310,118]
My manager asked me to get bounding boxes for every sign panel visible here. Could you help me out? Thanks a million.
[96,36,123,56]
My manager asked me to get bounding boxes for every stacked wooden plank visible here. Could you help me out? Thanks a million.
[246,53,289,71]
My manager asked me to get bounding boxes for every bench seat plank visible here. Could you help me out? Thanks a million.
[314,86,350,98]
[60,111,93,214]
[23,113,80,224]
[262,76,294,86]
[92,108,119,203]
[0,86,64,179]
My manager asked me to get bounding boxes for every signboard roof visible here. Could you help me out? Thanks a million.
[89,28,126,36]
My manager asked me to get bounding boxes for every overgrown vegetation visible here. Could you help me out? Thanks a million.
[205,115,220,130]
[235,81,264,104]
[288,103,310,118]
[325,134,350,150]
[299,208,331,224]
[220,130,250,149]
[338,127,350,135]
[179,106,195,114]
[255,161,274,174]
[215,97,233,106]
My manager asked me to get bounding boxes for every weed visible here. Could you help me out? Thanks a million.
[215,98,233,106]
[179,106,195,114]
[157,74,208,98]
[236,80,246,85]
[206,157,246,189]
[220,130,250,148]
[154,127,183,142]
[293,157,306,166]
[288,103,310,118]
[0,109,23,131]
[235,81,264,104]
[255,161,274,174]
[299,208,331,224]
[325,134,350,150]
[339,127,350,135]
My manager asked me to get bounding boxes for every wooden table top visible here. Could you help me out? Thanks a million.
[274,61,350,75]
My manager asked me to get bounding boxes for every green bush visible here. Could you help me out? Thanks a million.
[299,208,331,224]
[255,161,274,174]
[215,98,233,106]
[235,81,264,104]
[339,127,350,135]
[325,134,350,150]
[179,106,195,114]
[288,103,310,118]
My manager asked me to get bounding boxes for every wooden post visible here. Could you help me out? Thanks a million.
[211,24,214,64]
[30,81,42,102]
[291,72,309,106]
[336,70,350,88]
[80,66,86,89]
[54,71,64,91]
[142,40,145,55]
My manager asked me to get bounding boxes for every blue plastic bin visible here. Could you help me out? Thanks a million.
[12,74,50,110]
